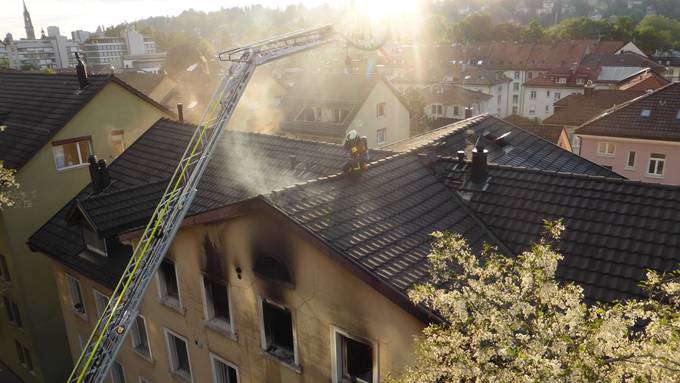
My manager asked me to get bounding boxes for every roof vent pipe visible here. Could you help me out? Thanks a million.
[470,137,488,183]
[177,103,184,122]
[88,155,110,194]
[75,52,88,90]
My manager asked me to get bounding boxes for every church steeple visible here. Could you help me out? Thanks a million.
[23,1,36,40]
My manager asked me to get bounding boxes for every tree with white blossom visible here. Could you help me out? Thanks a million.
[391,220,680,382]
[0,161,19,210]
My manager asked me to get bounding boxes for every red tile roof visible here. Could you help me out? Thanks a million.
[421,84,492,105]
[576,83,680,141]
[544,89,645,127]
[617,68,670,91]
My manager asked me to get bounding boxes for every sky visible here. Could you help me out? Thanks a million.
[1,0,344,39]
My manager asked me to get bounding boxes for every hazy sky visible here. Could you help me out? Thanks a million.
[1,0,343,39]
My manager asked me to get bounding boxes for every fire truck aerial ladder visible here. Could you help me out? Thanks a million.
[67,24,367,383]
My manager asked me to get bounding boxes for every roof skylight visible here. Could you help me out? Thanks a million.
[640,109,651,117]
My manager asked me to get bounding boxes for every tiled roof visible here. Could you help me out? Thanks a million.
[442,162,680,302]
[279,72,405,139]
[581,52,665,71]
[381,115,619,177]
[442,65,511,85]
[0,72,171,169]
[29,118,392,287]
[421,84,492,105]
[524,68,597,88]
[264,154,500,296]
[576,83,680,141]
[617,68,670,91]
[502,115,565,146]
[544,89,645,127]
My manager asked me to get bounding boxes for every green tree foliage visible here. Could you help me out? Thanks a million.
[492,22,525,42]
[391,222,680,382]
[0,161,19,210]
[451,13,494,43]
[634,15,680,53]
[404,87,431,136]
[521,19,546,42]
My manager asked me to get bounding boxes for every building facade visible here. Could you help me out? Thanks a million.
[0,72,171,383]
[5,36,79,70]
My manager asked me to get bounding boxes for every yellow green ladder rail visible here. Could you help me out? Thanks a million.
[67,25,336,383]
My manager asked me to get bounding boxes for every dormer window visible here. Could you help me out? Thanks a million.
[576,78,584,85]
[557,77,567,84]
[83,227,107,256]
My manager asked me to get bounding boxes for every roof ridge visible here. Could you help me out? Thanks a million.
[576,82,679,129]
[379,114,489,152]
[81,178,169,201]
[265,151,415,197]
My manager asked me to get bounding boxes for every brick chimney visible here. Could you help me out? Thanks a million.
[88,155,110,194]
[470,137,488,183]
[584,80,595,97]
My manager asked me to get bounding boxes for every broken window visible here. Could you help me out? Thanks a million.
[15,340,33,372]
[131,315,151,359]
[203,278,231,330]
[158,260,180,304]
[165,330,192,380]
[110,130,125,157]
[3,296,15,324]
[333,109,350,123]
[11,301,22,328]
[254,256,291,284]
[83,227,107,256]
[334,331,375,383]
[211,354,239,383]
[261,299,295,364]
[66,274,86,317]
[298,106,318,122]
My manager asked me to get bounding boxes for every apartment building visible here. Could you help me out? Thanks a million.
[421,84,492,121]
[81,30,158,70]
[576,83,680,184]
[4,35,79,70]
[31,116,680,383]
[0,71,172,382]
[441,65,512,117]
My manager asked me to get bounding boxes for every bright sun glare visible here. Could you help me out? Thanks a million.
[354,0,421,21]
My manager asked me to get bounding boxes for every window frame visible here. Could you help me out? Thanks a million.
[376,128,387,146]
[0,253,9,282]
[111,361,126,383]
[92,289,109,317]
[110,129,126,157]
[130,314,153,361]
[647,153,666,177]
[164,328,193,382]
[597,142,616,157]
[376,102,386,118]
[331,326,378,383]
[210,352,240,383]
[51,136,93,171]
[258,297,300,371]
[625,151,636,170]
[529,90,536,100]
[65,273,87,320]
[201,277,235,337]
[156,259,183,312]
[4,296,16,325]
[83,227,107,257]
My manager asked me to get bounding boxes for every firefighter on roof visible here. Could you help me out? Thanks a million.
[343,130,369,174]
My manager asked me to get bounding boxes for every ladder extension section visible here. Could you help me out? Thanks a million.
[68,25,335,383]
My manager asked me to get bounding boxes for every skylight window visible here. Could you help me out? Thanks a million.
[640,109,651,117]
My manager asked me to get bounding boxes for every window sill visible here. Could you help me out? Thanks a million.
[71,308,88,321]
[159,297,185,315]
[624,167,636,171]
[56,163,89,172]
[168,369,192,383]
[262,350,302,374]
[596,153,616,158]
[204,320,238,342]
[645,173,664,179]
[133,348,154,364]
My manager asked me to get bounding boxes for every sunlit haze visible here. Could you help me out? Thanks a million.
[1,0,348,39]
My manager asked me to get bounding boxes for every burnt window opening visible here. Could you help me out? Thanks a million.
[159,260,180,304]
[261,300,295,365]
[131,315,151,359]
[204,278,231,330]
[335,332,374,383]
[254,256,292,284]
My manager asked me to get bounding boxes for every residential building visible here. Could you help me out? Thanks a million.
[580,52,666,88]
[421,84,492,122]
[543,88,645,152]
[0,41,8,66]
[441,65,512,117]
[30,116,680,383]
[651,52,680,82]
[520,68,596,120]
[80,36,126,68]
[122,53,167,74]
[81,29,158,70]
[576,83,680,184]
[279,73,410,147]
[229,68,289,133]
[0,71,172,382]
